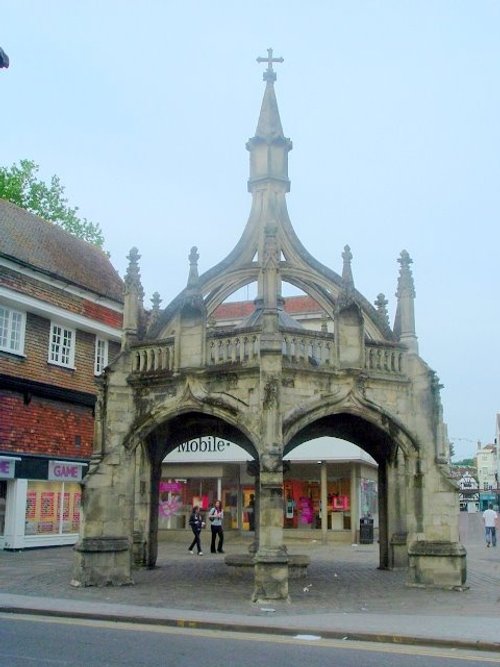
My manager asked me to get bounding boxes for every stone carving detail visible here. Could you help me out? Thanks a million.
[261,443,284,472]
[262,223,280,268]
[263,379,279,409]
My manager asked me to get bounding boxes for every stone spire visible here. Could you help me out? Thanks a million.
[336,245,357,311]
[148,291,162,330]
[124,247,143,295]
[246,48,292,193]
[341,245,354,291]
[122,247,144,348]
[187,246,200,289]
[180,246,205,315]
[374,293,390,328]
[393,250,418,354]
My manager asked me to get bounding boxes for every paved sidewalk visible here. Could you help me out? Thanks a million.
[0,517,498,651]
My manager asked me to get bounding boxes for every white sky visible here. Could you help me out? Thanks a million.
[3,2,499,460]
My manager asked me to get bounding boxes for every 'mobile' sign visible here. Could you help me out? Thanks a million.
[177,437,230,454]
[48,460,87,482]
[164,436,252,464]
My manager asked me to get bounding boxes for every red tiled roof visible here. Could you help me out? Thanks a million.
[283,295,322,314]
[0,199,124,303]
[214,295,322,320]
[214,301,255,319]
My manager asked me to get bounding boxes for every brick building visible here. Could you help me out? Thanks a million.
[0,199,123,548]
[476,442,499,510]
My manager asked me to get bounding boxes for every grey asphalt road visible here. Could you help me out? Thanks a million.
[0,613,497,667]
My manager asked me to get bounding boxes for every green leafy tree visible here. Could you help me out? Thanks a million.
[0,159,105,248]
[452,458,476,468]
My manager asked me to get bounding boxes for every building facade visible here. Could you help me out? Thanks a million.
[456,470,480,513]
[476,442,498,510]
[0,200,123,549]
[160,435,378,543]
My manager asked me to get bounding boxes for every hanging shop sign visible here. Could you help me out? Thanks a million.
[0,456,20,479]
[164,436,252,463]
[48,460,87,482]
[176,437,231,454]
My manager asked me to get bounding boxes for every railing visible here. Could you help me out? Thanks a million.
[128,331,406,378]
[206,330,260,366]
[364,341,405,375]
[282,331,334,367]
[130,338,175,373]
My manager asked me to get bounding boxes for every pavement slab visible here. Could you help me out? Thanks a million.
[0,514,499,652]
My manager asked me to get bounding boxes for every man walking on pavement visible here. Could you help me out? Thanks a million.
[482,503,498,547]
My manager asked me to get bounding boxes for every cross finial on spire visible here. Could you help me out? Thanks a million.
[257,48,284,82]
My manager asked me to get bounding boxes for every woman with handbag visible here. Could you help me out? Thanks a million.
[188,505,205,555]
[208,499,224,553]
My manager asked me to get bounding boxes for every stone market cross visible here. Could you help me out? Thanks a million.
[72,52,465,601]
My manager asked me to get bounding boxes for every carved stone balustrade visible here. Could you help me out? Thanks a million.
[365,340,405,376]
[207,328,261,366]
[130,338,175,374]
[281,330,335,368]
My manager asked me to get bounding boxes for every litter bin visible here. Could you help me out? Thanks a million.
[359,517,374,544]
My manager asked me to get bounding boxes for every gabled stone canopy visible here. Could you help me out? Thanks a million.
[73,50,465,600]
[145,53,399,346]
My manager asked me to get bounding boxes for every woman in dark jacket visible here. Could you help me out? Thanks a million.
[188,505,205,555]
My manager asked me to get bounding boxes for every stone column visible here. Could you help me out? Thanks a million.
[253,464,288,602]
[247,460,260,554]
[132,443,150,566]
[350,463,360,543]
[146,448,162,568]
[387,449,409,568]
[406,454,466,589]
[252,330,288,601]
[378,462,389,569]
[72,446,136,587]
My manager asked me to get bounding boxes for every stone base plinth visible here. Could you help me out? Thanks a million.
[71,537,133,587]
[389,532,408,569]
[407,540,467,590]
[252,555,290,602]
[225,553,310,579]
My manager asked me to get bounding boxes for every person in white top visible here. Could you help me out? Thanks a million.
[482,503,498,547]
[209,499,224,554]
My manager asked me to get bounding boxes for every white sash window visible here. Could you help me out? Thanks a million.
[0,304,26,355]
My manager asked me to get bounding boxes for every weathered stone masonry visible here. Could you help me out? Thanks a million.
[73,51,465,599]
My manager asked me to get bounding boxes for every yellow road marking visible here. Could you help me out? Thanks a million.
[1,613,499,663]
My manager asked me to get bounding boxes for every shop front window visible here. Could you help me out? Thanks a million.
[158,478,219,530]
[158,478,241,530]
[283,478,351,529]
[25,481,81,535]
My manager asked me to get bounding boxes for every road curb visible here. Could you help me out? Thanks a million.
[1,603,499,654]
